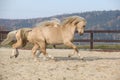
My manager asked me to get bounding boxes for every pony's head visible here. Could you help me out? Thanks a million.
[75,17,86,35]
[62,16,87,35]
[68,16,87,35]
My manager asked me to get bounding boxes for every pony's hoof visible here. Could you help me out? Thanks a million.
[78,56,84,60]
[50,56,55,60]
[77,54,83,59]
[43,57,50,61]
[68,55,71,58]
[81,58,84,60]
[10,56,13,59]
[15,54,19,58]
[10,55,15,58]
[34,58,40,62]
[48,55,55,60]
[50,59,56,62]
[43,57,49,61]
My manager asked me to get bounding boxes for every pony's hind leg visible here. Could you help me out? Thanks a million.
[36,50,41,58]
[38,42,54,61]
[32,44,40,61]
[39,43,48,61]
[10,35,23,58]
[10,48,19,58]
[10,41,22,58]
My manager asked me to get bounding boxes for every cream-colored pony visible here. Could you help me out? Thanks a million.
[2,19,60,59]
[1,28,33,58]
[29,16,87,61]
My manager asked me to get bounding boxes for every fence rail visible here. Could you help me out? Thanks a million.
[0,30,120,49]
[75,30,120,49]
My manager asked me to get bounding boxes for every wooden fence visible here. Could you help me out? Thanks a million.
[0,30,120,49]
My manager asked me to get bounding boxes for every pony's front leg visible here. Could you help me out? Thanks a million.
[64,41,81,58]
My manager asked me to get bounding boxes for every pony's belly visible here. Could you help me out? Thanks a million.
[43,28,63,44]
[46,38,63,44]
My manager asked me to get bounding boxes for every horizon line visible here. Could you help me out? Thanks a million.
[0,10,119,20]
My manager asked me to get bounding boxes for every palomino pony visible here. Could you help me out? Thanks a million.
[3,19,60,59]
[28,16,87,61]
[1,28,34,58]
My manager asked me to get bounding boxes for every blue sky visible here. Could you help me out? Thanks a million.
[0,0,120,19]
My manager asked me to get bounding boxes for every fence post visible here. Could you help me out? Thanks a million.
[90,32,93,49]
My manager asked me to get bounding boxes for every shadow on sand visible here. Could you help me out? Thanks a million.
[54,56,120,62]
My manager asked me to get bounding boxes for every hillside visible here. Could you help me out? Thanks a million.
[0,10,120,30]
[0,10,120,41]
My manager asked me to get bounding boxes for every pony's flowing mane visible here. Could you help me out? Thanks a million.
[62,16,86,26]
[36,18,61,27]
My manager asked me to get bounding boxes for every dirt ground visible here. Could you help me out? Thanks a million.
[0,48,120,80]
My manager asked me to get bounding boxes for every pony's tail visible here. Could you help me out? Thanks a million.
[1,36,14,46]
[1,31,16,46]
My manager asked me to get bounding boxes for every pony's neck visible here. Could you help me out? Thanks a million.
[70,25,76,36]
[62,24,76,35]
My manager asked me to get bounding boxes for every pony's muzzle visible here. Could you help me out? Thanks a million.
[80,33,84,35]
[78,32,84,35]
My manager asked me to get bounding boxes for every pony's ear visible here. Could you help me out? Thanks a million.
[27,30,32,32]
[62,16,79,26]
[69,18,76,24]
[72,18,79,25]
[75,21,79,25]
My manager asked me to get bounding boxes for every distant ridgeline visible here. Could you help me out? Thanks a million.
[0,10,120,41]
